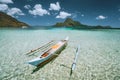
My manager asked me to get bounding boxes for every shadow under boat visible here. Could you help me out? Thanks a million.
[31,45,67,74]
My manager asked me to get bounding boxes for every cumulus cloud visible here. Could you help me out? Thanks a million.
[96,15,107,20]
[24,5,31,9]
[0,0,13,4]
[56,11,71,19]
[49,2,61,11]
[0,3,24,17]
[0,4,8,11]
[29,4,49,16]
[7,8,25,17]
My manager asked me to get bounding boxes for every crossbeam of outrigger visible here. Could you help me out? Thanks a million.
[26,40,55,55]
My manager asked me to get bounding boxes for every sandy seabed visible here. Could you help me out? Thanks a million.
[0,29,120,80]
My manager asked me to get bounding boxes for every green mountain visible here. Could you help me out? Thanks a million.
[54,18,111,29]
[0,11,29,28]
[54,18,82,27]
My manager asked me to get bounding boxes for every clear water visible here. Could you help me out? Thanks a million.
[0,28,120,80]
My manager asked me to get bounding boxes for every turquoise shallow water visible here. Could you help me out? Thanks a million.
[0,28,120,80]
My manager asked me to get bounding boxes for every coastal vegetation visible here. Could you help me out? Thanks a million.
[54,18,111,29]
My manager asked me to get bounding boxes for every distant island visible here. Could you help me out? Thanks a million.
[54,18,112,29]
[0,11,29,28]
[0,11,118,29]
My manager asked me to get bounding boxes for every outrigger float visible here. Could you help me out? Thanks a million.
[27,37,69,66]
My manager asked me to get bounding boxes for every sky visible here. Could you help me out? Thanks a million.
[0,0,120,28]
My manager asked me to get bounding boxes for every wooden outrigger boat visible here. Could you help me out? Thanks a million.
[27,37,69,66]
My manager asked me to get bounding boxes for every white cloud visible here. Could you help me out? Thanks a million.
[0,4,8,11]
[96,15,107,20]
[24,5,31,9]
[81,14,84,17]
[0,3,24,17]
[29,4,49,16]
[7,8,25,17]
[49,2,61,11]
[0,0,13,4]
[56,11,71,19]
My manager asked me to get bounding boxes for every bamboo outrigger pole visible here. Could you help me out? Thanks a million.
[70,45,80,76]
[26,40,54,55]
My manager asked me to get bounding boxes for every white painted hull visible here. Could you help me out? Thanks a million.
[27,37,68,66]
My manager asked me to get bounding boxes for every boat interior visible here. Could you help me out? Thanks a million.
[40,49,52,58]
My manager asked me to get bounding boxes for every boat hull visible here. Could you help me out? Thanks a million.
[28,41,67,66]
[37,42,67,67]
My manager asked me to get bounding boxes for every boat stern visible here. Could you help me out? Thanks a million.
[27,57,42,66]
